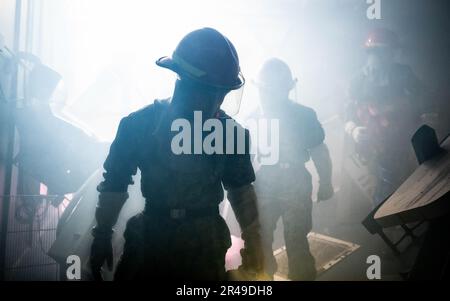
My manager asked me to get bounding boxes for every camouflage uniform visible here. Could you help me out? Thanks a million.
[99,99,255,280]
[252,101,325,280]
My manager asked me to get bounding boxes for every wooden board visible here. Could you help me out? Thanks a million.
[374,136,450,227]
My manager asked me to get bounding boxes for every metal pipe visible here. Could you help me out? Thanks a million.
[0,0,22,281]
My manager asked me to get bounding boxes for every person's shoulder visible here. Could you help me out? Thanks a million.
[390,63,415,79]
[128,99,169,119]
[217,110,247,131]
[217,110,251,151]
[290,101,318,119]
[122,99,169,124]
[116,99,170,134]
[217,109,235,121]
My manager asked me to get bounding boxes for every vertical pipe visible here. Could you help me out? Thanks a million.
[0,0,22,281]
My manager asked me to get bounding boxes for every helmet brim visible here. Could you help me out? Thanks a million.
[156,56,179,73]
[155,56,245,91]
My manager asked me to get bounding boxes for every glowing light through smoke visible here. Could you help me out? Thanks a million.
[36,0,366,141]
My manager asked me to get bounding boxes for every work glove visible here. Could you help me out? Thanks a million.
[310,143,334,202]
[352,126,370,144]
[345,121,370,144]
[89,191,127,281]
[317,181,334,202]
[240,224,265,274]
[227,185,268,279]
[228,232,270,281]
[90,228,113,281]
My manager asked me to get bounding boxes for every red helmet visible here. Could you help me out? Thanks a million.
[364,28,400,50]
[156,28,244,91]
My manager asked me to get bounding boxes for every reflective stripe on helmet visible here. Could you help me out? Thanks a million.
[156,28,245,91]
[172,53,207,78]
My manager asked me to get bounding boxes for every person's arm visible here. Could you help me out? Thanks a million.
[310,143,334,201]
[222,128,264,275]
[94,115,139,231]
[90,115,139,280]
[227,184,263,273]
[403,65,438,126]
[345,74,370,144]
[303,108,334,201]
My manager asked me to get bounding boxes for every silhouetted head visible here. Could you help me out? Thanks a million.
[255,58,296,109]
[364,28,399,71]
[156,28,244,118]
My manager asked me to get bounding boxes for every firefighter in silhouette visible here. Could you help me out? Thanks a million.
[345,28,431,207]
[251,58,334,280]
[89,28,264,280]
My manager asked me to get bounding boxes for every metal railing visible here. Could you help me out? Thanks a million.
[0,194,69,280]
